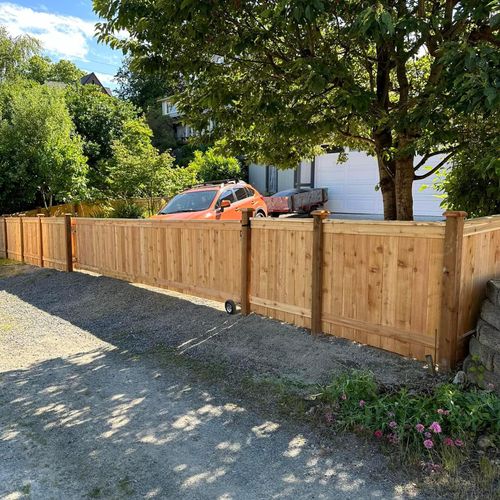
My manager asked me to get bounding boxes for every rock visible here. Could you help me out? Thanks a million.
[480,299,500,331]
[476,319,500,354]
[453,370,466,385]
[469,336,496,372]
[486,280,500,307]
[477,435,495,450]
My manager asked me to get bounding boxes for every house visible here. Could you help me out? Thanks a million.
[80,72,113,96]
[248,151,446,217]
[159,97,197,142]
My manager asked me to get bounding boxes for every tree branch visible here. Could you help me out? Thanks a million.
[414,150,456,180]
[413,147,458,171]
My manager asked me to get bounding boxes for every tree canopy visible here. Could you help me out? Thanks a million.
[0,81,88,213]
[95,0,500,219]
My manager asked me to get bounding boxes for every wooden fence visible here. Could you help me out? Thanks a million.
[1,211,499,369]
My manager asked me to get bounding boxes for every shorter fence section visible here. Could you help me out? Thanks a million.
[0,215,72,271]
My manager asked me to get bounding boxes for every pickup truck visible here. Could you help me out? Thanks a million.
[263,188,328,217]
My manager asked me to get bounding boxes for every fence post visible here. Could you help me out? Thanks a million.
[1,216,7,259]
[64,214,73,272]
[438,211,467,371]
[311,210,329,335]
[240,207,254,315]
[19,215,25,263]
[37,213,44,267]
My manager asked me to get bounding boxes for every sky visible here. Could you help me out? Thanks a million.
[0,0,123,89]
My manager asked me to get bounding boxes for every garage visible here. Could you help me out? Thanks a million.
[312,151,446,217]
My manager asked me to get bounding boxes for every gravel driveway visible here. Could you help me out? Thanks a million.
[0,266,430,499]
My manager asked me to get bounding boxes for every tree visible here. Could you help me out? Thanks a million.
[0,82,87,213]
[115,56,169,111]
[0,27,40,81]
[437,112,500,217]
[64,84,139,194]
[23,55,86,84]
[188,149,241,182]
[95,1,499,220]
[108,119,197,214]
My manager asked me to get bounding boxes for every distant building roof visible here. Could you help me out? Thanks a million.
[80,72,112,96]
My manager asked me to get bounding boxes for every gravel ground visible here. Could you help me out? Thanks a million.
[0,265,432,499]
[0,266,437,387]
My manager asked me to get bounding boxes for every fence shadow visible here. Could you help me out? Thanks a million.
[3,346,414,498]
[0,267,434,387]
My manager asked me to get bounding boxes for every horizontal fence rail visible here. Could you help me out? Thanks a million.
[1,212,499,370]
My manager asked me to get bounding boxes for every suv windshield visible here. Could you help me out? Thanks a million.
[160,190,217,214]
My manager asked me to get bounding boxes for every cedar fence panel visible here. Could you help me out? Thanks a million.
[21,217,42,266]
[249,219,313,328]
[74,218,241,302]
[5,217,23,261]
[456,216,500,360]
[320,220,445,361]
[40,218,69,270]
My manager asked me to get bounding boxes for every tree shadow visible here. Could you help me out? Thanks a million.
[0,347,417,499]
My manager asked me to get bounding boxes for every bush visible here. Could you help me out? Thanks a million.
[188,149,241,182]
[110,201,144,219]
[318,371,500,470]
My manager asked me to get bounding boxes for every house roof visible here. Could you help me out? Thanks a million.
[80,72,113,96]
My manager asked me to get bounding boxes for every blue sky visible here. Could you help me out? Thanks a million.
[0,1,123,89]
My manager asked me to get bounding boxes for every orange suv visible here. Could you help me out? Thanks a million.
[152,179,268,220]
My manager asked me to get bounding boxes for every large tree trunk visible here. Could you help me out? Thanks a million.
[374,130,397,220]
[394,155,414,220]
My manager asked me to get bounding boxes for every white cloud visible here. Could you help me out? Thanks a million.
[0,2,96,60]
[94,72,116,87]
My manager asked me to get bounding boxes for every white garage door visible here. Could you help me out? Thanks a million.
[314,152,445,217]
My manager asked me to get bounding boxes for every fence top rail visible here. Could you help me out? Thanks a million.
[463,214,500,235]
[74,218,241,229]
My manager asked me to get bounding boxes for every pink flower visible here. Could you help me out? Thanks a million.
[425,432,432,439]
[443,437,454,447]
[423,439,434,449]
[341,393,347,401]
[389,421,397,429]
[437,409,450,416]
[374,430,383,439]
[359,400,366,408]
[324,411,334,424]
[454,439,464,447]
[429,422,442,434]
[387,433,399,444]
[415,423,425,433]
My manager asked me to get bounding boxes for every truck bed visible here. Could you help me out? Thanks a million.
[264,188,328,215]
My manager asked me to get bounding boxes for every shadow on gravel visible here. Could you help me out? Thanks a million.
[0,347,415,499]
[0,267,435,387]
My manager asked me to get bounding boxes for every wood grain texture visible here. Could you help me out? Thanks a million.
[74,218,242,302]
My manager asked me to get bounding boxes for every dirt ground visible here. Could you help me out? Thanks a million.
[0,265,434,499]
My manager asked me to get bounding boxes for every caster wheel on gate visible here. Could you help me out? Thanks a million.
[225,300,237,315]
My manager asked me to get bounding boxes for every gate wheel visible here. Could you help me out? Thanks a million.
[225,299,237,315]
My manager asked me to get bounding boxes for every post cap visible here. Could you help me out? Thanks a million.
[311,209,330,219]
[443,211,468,219]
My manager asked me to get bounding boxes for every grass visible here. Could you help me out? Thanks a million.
[0,258,21,266]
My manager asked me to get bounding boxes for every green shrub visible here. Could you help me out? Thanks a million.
[318,370,500,468]
[188,149,241,182]
[110,201,144,219]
